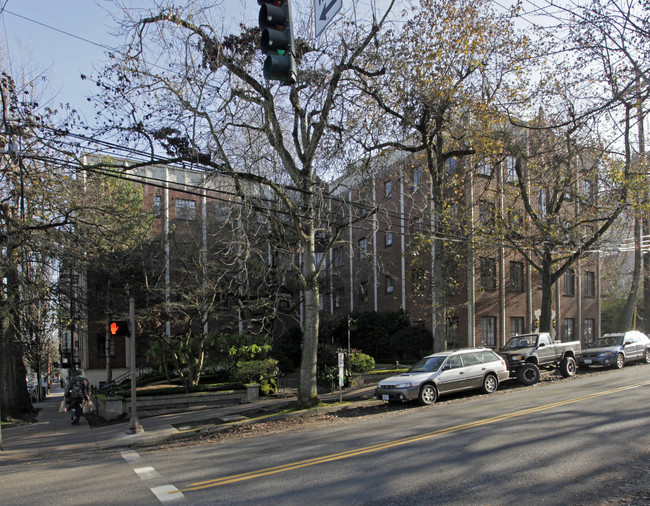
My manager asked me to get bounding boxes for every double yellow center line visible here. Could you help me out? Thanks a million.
[176,379,650,493]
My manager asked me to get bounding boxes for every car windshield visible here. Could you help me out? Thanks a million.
[590,336,624,348]
[503,336,537,349]
[408,356,446,373]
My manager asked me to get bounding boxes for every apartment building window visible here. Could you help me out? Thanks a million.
[410,216,426,236]
[564,268,575,296]
[384,180,392,198]
[175,199,196,220]
[385,230,393,247]
[333,246,344,267]
[479,201,495,228]
[97,334,116,358]
[505,156,517,182]
[358,238,368,260]
[152,195,162,217]
[385,275,394,294]
[359,281,368,304]
[585,271,596,297]
[334,287,344,308]
[510,317,524,336]
[481,316,497,347]
[508,210,524,237]
[477,159,492,176]
[582,179,594,205]
[214,203,230,221]
[583,318,595,344]
[412,268,426,293]
[538,188,548,215]
[315,251,327,270]
[413,166,424,189]
[447,317,459,348]
[480,257,497,291]
[446,157,458,175]
[563,318,575,340]
[509,261,524,292]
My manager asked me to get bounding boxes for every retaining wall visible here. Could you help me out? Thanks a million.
[94,384,259,420]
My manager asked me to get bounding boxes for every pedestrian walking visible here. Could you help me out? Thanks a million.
[65,369,90,425]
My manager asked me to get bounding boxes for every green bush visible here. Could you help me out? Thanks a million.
[390,326,433,360]
[317,365,350,390]
[348,352,375,373]
[232,358,279,396]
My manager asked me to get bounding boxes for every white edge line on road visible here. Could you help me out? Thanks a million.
[134,466,162,480]
[122,450,185,502]
[151,485,185,502]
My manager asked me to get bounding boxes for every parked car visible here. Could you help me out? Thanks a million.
[26,377,37,403]
[375,348,510,405]
[498,332,581,386]
[578,331,650,369]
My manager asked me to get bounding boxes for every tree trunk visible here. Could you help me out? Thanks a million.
[539,253,555,333]
[298,283,320,407]
[298,212,320,408]
[0,256,33,418]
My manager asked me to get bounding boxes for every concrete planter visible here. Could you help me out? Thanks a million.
[350,372,402,389]
[95,384,260,420]
[96,396,125,421]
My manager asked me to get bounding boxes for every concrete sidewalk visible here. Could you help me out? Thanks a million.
[1,382,378,459]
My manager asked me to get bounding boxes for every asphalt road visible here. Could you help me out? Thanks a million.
[143,365,650,505]
[2,365,649,505]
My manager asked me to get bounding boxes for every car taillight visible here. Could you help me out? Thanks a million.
[500,357,507,367]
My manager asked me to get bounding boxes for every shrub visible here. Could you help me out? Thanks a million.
[232,358,280,396]
[317,365,351,390]
[390,326,433,360]
[348,352,375,373]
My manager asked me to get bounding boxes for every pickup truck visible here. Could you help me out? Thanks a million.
[498,332,581,385]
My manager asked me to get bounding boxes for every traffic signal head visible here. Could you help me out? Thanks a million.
[258,0,297,84]
[109,320,130,337]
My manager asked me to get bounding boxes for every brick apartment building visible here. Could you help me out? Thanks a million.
[66,146,600,384]
[322,150,600,351]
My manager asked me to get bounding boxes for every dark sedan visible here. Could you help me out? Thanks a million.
[578,331,650,369]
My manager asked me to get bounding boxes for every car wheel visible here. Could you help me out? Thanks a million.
[481,374,498,394]
[643,349,650,364]
[418,384,438,405]
[560,357,576,378]
[517,363,540,386]
[614,353,625,369]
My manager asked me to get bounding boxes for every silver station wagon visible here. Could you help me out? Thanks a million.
[376,348,510,405]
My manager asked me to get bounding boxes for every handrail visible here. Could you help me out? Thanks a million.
[95,365,151,394]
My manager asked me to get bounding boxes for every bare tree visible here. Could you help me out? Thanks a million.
[84,1,396,407]
[354,0,534,349]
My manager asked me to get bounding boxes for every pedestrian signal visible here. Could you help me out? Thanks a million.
[109,320,130,337]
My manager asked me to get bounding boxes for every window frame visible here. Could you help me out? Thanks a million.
[175,198,196,220]
[481,316,497,347]
[564,268,576,296]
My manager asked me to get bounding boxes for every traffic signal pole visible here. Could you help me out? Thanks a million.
[127,297,142,434]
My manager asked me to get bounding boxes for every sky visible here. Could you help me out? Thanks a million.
[0,0,547,126]
[0,0,255,123]
[1,1,124,122]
